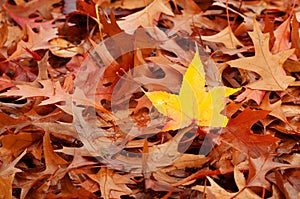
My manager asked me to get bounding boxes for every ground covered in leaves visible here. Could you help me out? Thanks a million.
[0,0,300,198]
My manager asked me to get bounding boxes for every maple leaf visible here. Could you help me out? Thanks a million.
[7,25,57,61]
[145,50,241,131]
[221,107,280,158]
[227,19,295,91]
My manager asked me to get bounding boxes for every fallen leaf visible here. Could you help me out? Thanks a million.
[272,17,292,54]
[2,4,55,29]
[0,80,66,105]
[4,0,61,19]
[0,150,26,199]
[247,153,293,189]
[193,167,261,199]
[0,132,41,162]
[0,21,8,48]
[43,131,69,173]
[108,0,153,10]
[7,25,57,61]
[49,38,84,58]
[259,92,288,123]
[235,87,265,105]
[291,13,300,58]
[0,175,13,199]
[117,0,174,34]
[88,167,133,199]
[145,50,241,131]
[221,107,280,158]
[227,19,295,90]
[202,26,244,49]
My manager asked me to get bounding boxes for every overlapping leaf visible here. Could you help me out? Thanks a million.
[145,50,241,131]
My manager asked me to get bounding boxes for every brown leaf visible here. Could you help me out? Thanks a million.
[88,167,133,199]
[0,21,8,48]
[7,25,57,61]
[0,80,66,105]
[221,107,279,158]
[4,0,60,19]
[0,133,41,161]
[2,4,55,29]
[291,13,300,58]
[272,17,292,54]
[0,150,26,199]
[235,88,265,105]
[227,19,295,90]
[193,167,261,199]
[117,0,174,34]
[202,26,244,49]
[247,153,293,189]
[0,175,13,199]
[259,92,288,123]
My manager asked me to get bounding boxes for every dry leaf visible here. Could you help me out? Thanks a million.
[202,26,244,49]
[88,167,133,199]
[227,19,295,90]
[0,80,67,105]
[7,25,57,61]
[117,0,174,34]
[49,38,84,58]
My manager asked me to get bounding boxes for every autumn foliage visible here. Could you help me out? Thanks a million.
[0,0,300,198]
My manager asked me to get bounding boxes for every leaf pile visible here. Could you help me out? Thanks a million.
[0,0,300,198]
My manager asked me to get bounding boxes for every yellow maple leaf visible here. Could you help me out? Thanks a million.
[145,51,241,131]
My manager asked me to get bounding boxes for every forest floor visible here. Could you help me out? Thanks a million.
[0,0,300,198]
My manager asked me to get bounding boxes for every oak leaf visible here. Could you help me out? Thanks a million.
[235,88,265,105]
[117,0,174,34]
[272,17,291,54]
[88,167,133,199]
[221,107,280,158]
[259,92,288,123]
[4,0,60,19]
[108,0,153,10]
[145,50,241,131]
[2,4,55,29]
[248,153,293,189]
[202,26,244,49]
[0,80,66,106]
[7,25,57,61]
[193,167,261,199]
[227,19,295,90]
[49,38,84,58]
[0,150,26,199]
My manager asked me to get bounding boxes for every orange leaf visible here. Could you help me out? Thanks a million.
[7,25,57,61]
[221,107,279,158]
[0,80,66,105]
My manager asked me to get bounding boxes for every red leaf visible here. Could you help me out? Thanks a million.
[221,107,280,158]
